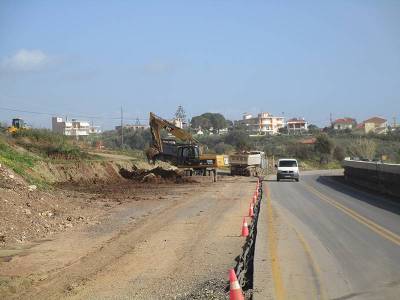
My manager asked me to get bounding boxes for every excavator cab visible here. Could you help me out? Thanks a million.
[177,145,201,166]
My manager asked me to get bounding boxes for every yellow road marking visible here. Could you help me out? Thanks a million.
[294,228,328,300]
[303,182,400,247]
[266,185,286,300]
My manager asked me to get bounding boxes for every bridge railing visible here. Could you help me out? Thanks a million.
[342,159,400,198]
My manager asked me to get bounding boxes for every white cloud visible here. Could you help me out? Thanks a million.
[0,49,52,72]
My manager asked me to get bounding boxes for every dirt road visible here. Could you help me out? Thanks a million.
[1,176,256,299]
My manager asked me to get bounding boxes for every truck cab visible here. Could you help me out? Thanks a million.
[276,158,299,182]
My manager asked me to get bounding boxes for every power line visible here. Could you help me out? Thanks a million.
[0,106,147,122]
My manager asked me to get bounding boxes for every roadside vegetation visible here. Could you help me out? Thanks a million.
[100,120,400,170]
[11,129,90,160]
[2,113,399,179]
[0,128,95,186]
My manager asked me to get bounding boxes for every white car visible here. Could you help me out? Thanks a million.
[275,159,300,182]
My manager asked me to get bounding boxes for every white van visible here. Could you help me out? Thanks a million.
[275,159,300,182]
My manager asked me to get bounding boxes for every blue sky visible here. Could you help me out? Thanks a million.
[0,0,399,129]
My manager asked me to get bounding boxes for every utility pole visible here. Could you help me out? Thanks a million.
[120,106,124,148]
[329,113,333,127]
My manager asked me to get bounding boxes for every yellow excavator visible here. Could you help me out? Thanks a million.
[146,112,227,177]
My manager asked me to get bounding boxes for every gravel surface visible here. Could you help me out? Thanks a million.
[1,174,257,299]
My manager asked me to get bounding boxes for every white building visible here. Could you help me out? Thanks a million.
[286,118,308,134]
[115,124,148,131]
[52,117,101,137]
[238,112,285,135]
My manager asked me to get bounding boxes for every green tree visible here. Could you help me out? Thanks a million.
[333,145,345,161]
[315,134,334,164]
[191,116,212,129]
[308,124,320,135]
[190,113,230,131]
[214,142,235,154]
[224,130,251,151]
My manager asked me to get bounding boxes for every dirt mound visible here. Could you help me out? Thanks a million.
[31,160,135,184]
[120,166,195,184]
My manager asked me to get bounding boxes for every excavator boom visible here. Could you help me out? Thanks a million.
[149,112,198,153]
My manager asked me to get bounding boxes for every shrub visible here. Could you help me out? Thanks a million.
[333,145,345,161]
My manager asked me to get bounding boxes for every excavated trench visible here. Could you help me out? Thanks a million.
[231,178,263,299]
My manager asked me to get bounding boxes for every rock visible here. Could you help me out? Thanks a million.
[0,235,5,243]
[9,174,15,179]
[141,173,157,183]
[23,209,32,215]
[65,223,73,228]
[28,185,37,191]
[66,216,72,221]
[41,211,53,217]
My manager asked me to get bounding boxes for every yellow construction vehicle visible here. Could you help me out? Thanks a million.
[146,112,227,178]
[7,118,28,134]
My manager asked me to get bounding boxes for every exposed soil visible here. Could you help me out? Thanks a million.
[0,160,196,250]
[0,171,256,300]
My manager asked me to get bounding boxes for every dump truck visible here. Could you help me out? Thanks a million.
[229,151,267,176]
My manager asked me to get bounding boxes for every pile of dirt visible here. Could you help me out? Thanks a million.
[120,166,196,184]
[31,160,135,184]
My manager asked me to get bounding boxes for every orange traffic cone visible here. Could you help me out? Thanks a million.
[248,203,254,217]
[241,217,249,237]
[229,269,244,300]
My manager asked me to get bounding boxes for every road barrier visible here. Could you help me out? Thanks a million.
[230,178,262,298]
[342,160,400,197]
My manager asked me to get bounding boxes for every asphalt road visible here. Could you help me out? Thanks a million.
[266,170,400,300]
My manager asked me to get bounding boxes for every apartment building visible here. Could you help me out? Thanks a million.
[52,117,101,137]
[286,118,308,133]
[238,112,285,135]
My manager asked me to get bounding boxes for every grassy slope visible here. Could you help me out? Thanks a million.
[0,129,148,187]
[0,140,36,177]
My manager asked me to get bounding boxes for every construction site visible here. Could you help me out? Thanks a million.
[2,2,400,299]
[0,112,268,300]
[2,110,400,300]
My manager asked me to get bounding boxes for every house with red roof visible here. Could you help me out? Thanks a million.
[332,118,357,130]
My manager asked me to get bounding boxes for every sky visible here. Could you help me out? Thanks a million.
[0,0,399,129]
